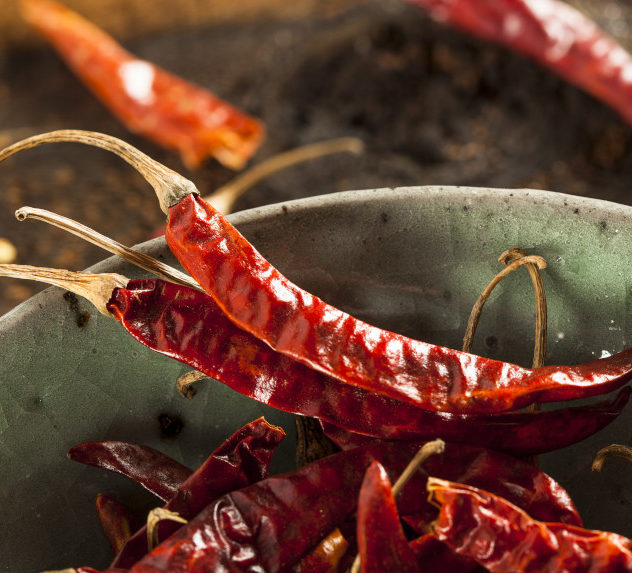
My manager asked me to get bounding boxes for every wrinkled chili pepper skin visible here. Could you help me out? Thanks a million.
[428,478,632,572]
[320,386,631,456]
[22,0,264,169]
[106,278,629,455]
[165,194,632,414]
[406,0,632,127]
[67,441,191,502]
[126,442,583,572]
[127,446,391,572]
[112,417,285,568]
[96,494,136,556]
[357,461,419,572]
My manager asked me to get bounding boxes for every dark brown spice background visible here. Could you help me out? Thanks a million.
[1,0,632,316]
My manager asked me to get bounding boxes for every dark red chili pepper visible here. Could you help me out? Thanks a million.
[428,477,632,572]
[405,0,632,128]
[96,494,137,556]
[409,536,483,573]
[68,441,192,502]
[108,277,630,455]
[111,417,285,568]
[319,385,631,456]
[356,461,419,572]
[21,0,264,169]
[125,445,393,572]
[164,192,632,414]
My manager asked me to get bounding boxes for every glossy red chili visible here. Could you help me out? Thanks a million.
[111,417,285,568]
[108,278,629,454]
[165,193,632,414]
[68,441,192,502]
[21,0,264,169]
[428,477,632,572]
[406,0,632,127]
[320,386,630,456]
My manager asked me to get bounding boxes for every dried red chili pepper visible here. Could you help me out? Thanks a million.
[96,494,137,556]
[21,0,264,169]
[165,191,632,414]
[4,131,632,415]
[124,445,393,572]
[406,0,632,128]
[111,417,285,568]
[68,441,192,503]
[0,263,626,455]
[319,386,630,456]
[428,477,632,572]
[103,277,632,456]
[356,461,419,572]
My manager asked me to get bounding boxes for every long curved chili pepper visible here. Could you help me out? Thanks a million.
[21,0,264,169]
[166,192,632,414]
[107,277,630,455]
[427,477,632,572]
[405,0,632,128]
[111,417,285,568]
[96,494,137,557]
[356,461,419,572]
[319,385,631,456]
[4,132,632,414]
[67,441,192,503]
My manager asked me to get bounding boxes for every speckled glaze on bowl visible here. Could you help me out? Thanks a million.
[2,186,632,571]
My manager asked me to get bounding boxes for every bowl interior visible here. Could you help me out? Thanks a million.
[1,185,632,570]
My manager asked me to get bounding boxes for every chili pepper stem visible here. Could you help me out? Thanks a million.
[176,369,207,399]
[592,444,632,472]
[205,137,364,214]
[0,130,197,214]
[0,264,127,316]
[146,507,187,551]
[350,438,445,573]
[499,249,548,371]
[15,206,201,290]
[462,254,547,353]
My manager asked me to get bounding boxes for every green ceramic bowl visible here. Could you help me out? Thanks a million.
[2,186,632,571]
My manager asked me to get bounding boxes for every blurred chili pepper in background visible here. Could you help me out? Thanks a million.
[406,0,632,128]
[21,0,265,169]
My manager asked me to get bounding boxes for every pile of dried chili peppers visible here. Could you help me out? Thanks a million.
[1,131,632,571]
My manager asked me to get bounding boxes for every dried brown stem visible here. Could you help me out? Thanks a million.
[16,206,200,291]
[146,507,187,551]
[0,264,127,316]
[392,438,445,496]
[462,254,547,354]
[499,248,548,370]
[592,444,632,472]
[204,137,364,214]
[0,130,197,213]
[350,438,445,573]
[176,369,207,399]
